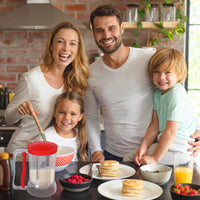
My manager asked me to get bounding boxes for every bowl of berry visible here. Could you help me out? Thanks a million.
[170,183,200,200]
[59,173,93,192]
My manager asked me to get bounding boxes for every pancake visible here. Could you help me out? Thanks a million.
[100,160,119,177]
[121,179,143,197]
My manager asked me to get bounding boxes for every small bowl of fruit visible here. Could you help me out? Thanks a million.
[59,173,93,192]
[170,183,200,200]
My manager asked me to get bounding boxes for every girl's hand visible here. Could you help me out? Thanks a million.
[140,155,158,165]
[134,147,148,166]
[188,130,200,157]
[17,101,39,116]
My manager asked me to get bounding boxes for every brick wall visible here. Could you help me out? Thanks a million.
[0,0,185,89]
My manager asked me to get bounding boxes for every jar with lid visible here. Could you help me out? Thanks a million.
[0,85,4,109]
[4,87,9,109]
[9,89,15,103]
[0,152,11,191]
[145,4,159,22]
[162,3,176,21]
[125,4,139,22]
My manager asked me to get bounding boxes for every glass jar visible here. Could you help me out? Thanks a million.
[162,3,176,21]
[145,4,159,22]
[125,4,139,22]
[0,152,11,191]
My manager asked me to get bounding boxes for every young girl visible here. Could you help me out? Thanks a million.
[124,48,198,165]
[44,91,88,162]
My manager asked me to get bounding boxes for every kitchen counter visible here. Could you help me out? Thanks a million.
[0,125,19,131]
[2,161,200,200]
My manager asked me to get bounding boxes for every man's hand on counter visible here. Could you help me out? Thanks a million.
[91,151,105,163]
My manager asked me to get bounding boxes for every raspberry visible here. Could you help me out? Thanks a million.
[66,175,90,184]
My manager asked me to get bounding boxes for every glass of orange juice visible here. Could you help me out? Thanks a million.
[174,153,194,183]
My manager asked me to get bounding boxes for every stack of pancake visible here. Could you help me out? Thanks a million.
[121,179,144,197]
[99,160,119,177]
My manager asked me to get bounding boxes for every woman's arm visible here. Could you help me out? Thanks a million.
[5,75,31,123]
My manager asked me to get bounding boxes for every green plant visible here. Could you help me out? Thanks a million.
[132,0,187,48]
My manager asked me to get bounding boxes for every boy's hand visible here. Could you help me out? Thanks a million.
[140,155,158,165]
[134,147,148,166]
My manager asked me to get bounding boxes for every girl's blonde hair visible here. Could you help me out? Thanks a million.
[50,91,88,162]
[148,48,187,84]
[41,22,89,97]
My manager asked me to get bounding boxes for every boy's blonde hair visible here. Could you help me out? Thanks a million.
[148,48,187,84]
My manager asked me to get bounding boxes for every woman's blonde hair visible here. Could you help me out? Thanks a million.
[41,22,89,97]
[50,91,88,162]
[148,48,187,84]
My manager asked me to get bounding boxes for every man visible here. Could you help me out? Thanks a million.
[84,4,200,162]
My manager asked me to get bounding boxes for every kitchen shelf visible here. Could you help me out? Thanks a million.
[124,21,179,29]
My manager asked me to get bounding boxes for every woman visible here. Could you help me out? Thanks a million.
[5,22,89,154]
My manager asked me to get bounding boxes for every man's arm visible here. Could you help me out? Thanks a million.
[188,114,200,156]
[84,85,103,161]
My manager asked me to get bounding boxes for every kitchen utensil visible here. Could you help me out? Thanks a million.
[88,163,93,177]
[125,4,139,22]
[140,164,172,185]
[170,183,200,200]
[32,113,46,141]
[96,164,101,177]
[80,163,136,180]
[59,173,93,192]
[98,179,163,200]
[162,3,176,21]
[145,4,159,21]
[55,146,75,172]
[12,141,58,197]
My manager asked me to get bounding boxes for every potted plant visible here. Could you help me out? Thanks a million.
[132,0,187,48]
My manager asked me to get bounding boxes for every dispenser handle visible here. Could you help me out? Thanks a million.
[21,152,27,188]
[12,149,28,190]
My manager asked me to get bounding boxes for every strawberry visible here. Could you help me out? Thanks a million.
[181,190,189,195]
[189,190,198,195]
[174,190,181,194]
[184,185,190,190]
[174,183,181,189]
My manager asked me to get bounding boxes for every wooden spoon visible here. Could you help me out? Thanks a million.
[32,113,46,141]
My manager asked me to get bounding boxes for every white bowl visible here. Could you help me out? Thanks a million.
[55,146,75,172]
[140,164,172,185]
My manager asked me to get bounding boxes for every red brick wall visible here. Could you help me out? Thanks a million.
[0,0,185,89]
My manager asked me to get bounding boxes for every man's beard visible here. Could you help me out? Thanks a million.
[96,37,123,54]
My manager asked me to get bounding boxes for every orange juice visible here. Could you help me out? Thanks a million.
[174,167,193,183]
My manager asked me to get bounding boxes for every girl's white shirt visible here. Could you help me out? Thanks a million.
[44,126,80,161]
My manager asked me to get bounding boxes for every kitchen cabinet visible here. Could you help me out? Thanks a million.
[0,110,19,150]
[124,21,179,29]
[0,130,14,147]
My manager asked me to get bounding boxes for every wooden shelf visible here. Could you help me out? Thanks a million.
[124,21,179,29]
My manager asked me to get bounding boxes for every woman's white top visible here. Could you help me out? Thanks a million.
[5,66,64,153]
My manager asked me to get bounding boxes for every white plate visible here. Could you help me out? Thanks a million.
[98,179,163,200]
[79,163,136,180]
